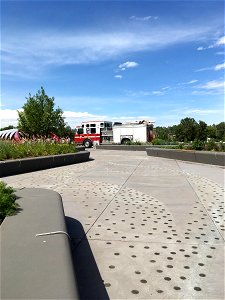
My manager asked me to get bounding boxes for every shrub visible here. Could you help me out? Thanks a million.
[192,140,205,150]
[178,143,184,149]
[0,182,19,220]
[152,138,168,145]
[0,141,76,161]
[205,139,220,151]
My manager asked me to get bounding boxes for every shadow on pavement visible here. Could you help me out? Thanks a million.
[66,217,109,300]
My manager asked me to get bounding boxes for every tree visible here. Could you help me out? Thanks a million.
[154,126,169,140]
[175,118,198,142]
[18,87,66,137]
[207,124,217,139]
[196,120,207,141]
[0,125,16,131]
[57,125,75,139]
[216,122,225,141]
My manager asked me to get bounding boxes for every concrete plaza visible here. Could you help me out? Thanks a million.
[2,149,225,299]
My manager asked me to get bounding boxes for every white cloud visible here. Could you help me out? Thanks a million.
[152,91,164,96]
[63,111,107,119]
[196,62,225,72]
[193,80,224,95]
[195,67,213,72]
[0,108,157,128]
[187,80,198,84]
[216,36,225,46]
[214,62,225,71]
[198,80,224,90]
[197,35,225,51]
[0,108,109,128]
[118,61,139,71]
[114,75,122,79]
[110,115,155,123]
[2,23,219,77]
[184,109,223,115]
[0,109,21,128]
[129,16,158,21]
[179,80,199,85]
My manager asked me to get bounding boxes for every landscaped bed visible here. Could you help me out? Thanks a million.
[0,140,77,161]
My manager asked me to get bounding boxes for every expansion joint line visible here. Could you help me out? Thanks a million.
[175,160,224,242]
[76,158,145,247]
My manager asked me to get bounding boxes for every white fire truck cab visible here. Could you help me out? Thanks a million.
[74,120,154,147]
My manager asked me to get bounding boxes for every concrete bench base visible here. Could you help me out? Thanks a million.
[146,148,225,166]
[1,188,79,299]
[0,151,90,177]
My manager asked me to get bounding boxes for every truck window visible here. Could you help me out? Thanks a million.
[86,124,89,128]
[91,128,96,134]
[77,128,83,134]
[90,124,96,127]
[105,123,112,130]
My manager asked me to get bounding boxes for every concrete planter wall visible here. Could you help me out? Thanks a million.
[96,144,147,151]
[1,188,79,299]
[146,148,225,166]
[0,151,90,177]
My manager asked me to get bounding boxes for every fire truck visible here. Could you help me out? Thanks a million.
[74,120,154,148]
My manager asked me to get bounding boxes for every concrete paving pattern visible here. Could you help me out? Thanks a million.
[2,150,224,299]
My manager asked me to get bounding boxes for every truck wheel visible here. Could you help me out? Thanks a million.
[121,138,130,145]
[83,139,93,148]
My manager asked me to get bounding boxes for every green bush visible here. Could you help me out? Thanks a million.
[0,141,77,161]
[192,140,205,150]
[0,182,19,220]
[205,139,220,151]
[152,138,168,145]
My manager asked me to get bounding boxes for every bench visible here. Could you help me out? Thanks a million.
[1,188,79,299]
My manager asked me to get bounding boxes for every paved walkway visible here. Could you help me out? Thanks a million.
[3,149,225,299]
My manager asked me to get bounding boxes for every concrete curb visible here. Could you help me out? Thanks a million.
[146,148,225,166]
[0,151,90,177]
[96,144,147,151]
[1,188,79,299]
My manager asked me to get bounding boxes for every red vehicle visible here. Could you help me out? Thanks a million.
[74,120,154,147]
[74,121,113,148]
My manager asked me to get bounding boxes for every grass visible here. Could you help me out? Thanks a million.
[0,140,77,161]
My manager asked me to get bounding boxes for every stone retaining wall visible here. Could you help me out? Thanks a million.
[146,148,225,166]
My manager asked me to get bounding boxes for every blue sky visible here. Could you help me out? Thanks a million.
[1,0,224,128]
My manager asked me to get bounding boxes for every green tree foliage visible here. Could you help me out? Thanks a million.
[154,125,177,141]
[154,119,224,143]
[196,120,207,141]
[207,124,217,139]
[57,125,75,140]
[154,126,169,140]
[207,123,225,141]
[18,87,66,137]
[216,122,225,140]
[0,125,16,131]
[175,118,199,142]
